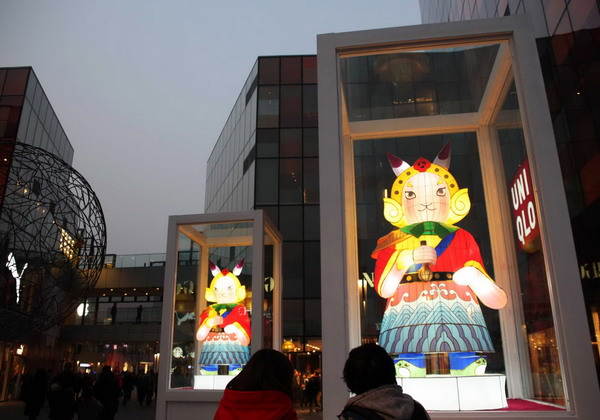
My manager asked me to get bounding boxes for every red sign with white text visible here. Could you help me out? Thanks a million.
[510,158,540,253]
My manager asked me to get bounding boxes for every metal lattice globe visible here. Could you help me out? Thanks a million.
[0,141,106,340]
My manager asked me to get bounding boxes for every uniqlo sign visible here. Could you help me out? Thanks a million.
[510,158,540,253]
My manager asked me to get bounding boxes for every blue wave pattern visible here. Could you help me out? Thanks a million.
[199,340,250,365]
[379,296,494,353]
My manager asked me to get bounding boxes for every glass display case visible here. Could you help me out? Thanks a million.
[156,211,281,418]
[318,16,599,419]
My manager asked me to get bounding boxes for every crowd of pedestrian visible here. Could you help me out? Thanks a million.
[20,363,157,420]
[292,369,321,413]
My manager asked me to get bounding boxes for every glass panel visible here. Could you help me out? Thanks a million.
[257,86,279,128]
[340,44,501,121]
[303,158,319,204]
[259,57,280,85]
[264,241,274,348]
[280,85,302,127]
[170,231,197,389]
[303,85,318,127]
[303,206,320,241]
[282,299,304,336]
[497,84,565,405]
[281,57,301,84]
[255,159,278,205]
[279,159,303,204]
[171,221,256,390]
[3,68,29,95]
[280,128,302,157]
[256,128,279,158]
[354,133,504,379]
[283,242,303,298]
[303,56,318,84]
[279,206,303,241]
[303,128,319,157]
[304,242,321,299]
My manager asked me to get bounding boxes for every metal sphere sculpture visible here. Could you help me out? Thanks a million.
[0,141,106,340]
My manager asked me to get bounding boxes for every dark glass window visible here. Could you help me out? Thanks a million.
[280,128,302,157]
[303,242,321,298]
[280,85,302,127]
[279,159,303,204]
[303,158,319,204]
[256,205,278,226]
[257,86,279,128]
[259,57,280,85]
[256,129,279,158]
[304,299,321,336]
[283,242,303,298]
[255,159,278,205]
[3,68,29,95]
[282,299,303,336]
[303,206,320,241]
[0,70,6,94]
[281,57,301,84]
[303,56,317,84]
[302,85,318,127]
[303,128,319,157]
[280,206,303,241]
[0,96,23,139]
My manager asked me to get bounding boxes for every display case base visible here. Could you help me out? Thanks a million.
[397,374,507,411]
[193,374,234,390]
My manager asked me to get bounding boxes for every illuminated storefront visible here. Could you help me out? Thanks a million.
[318,16,599,418]
[156,210,281,418]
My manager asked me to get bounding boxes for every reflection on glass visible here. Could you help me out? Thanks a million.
[341,45,500,121]
[499,120,565,405]
[171,232,197,389]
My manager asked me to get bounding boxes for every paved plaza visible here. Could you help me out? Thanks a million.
[0,398,322,420]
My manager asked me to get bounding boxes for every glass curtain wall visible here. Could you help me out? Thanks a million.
[254,56,322,365]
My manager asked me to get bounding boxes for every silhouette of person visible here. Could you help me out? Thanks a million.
[136,305,142,324]
[110,303,117,324]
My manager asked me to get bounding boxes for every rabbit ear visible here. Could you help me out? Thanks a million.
[433,142,451,169]
[232,259,244,276]
[209,260,220,277]
[386,152,410,177]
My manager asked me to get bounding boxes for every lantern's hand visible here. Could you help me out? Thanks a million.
[454,266,508,309]
[224,324,250,346]
[412,244,437,266]
[207,315,223,328]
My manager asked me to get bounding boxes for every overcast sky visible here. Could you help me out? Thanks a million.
[0,0,422,255]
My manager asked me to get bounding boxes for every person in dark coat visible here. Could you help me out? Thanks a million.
[121,370,134,406]
[92,366,120,420]
[214,348,298,420]
[24,369,47,420]
[76,387,103,420]
[48,363,79,420]
[338,343,430,420]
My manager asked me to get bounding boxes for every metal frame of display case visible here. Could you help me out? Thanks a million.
[156,210,281,419]
[317,15,600,419]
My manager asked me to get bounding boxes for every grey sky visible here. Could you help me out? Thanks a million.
[0,0,422,255]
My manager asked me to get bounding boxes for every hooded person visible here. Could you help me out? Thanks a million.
[214,348,298,420]
[338,343,429,420]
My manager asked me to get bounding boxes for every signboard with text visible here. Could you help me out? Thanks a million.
[510,158,540,253]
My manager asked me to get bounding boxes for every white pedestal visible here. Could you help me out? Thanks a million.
[398,374,507,411]
[193,375,233,390]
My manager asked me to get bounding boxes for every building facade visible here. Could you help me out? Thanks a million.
[420,0,600,383]
[0,67,76,401]
[204,56,322,370]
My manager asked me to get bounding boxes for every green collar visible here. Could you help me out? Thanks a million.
[399,222,458,238]
[212,303,237,312]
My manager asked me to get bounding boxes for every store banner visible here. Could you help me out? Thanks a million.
[510,158,540,253]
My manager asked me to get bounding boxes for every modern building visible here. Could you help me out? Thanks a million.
[60,253,166,375]
[204,56,322,371]
[203,9,600,419]
[420,0,600,383]
[0,67,76,401]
